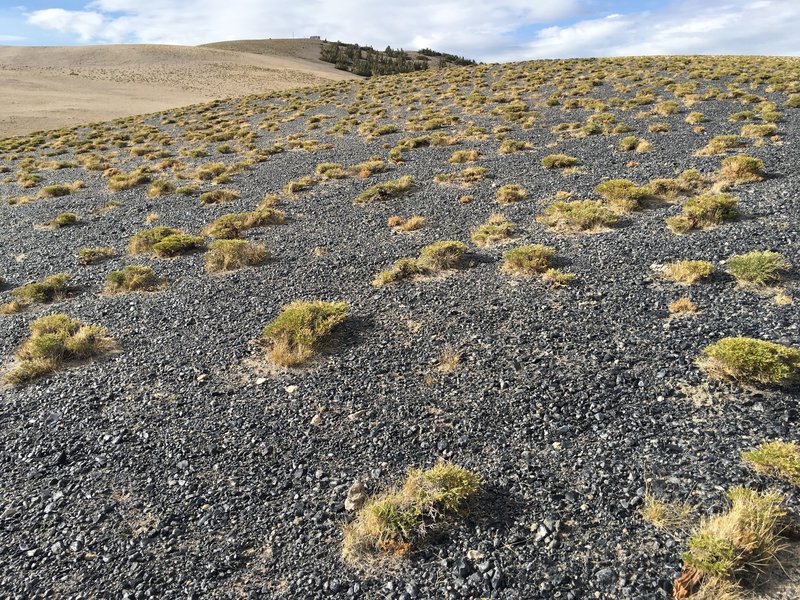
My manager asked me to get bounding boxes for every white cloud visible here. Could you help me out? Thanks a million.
[25,0,581,58]
[27,8,106,42]
[0,34,26,42]
[22,0,800,60]
[520,0,800,59]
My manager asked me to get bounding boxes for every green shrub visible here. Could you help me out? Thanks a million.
[417,241,468,270]
[38,184,72,198]
[742,441,800,485]
[128,226,179,254]
[355,176,415,204]
[498,139,530,154]
[594,179,651,212]
[49,212,77,228]
[315,162,349,179]
[618,136,640,151]
[541,154,578,169]
[501,245,555,275]
[685,112,706,124]
[725,250,788,286]
[434,167,487,187]
[77,247,115,265]
[719,155,765,183]
[147,179,176,197]
[666,194,738,233]
[205,239,268,272]
[342,463,481,564]
[1,273,71,313]
[194,162,227,181]
[4,313,116,386]
[741,123,777,138]
[496,184,527,204]
[199,189,240,205]
[261,300,348,366]
[537,200,619,232]
[203,207,285,238]
[105,265,162,294]
[373,258,425,287]
[697,135,746,155]
[702,337,800,385]
[151,234,205,258]
[470,214,515,246]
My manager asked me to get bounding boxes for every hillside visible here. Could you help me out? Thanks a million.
[0,42,358,138]
[1,56,800,599]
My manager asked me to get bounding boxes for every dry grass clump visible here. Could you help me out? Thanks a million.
[641,493,695,530]
[147,179,176,198]
[434,167,487,187]
[541,154,578,169]
[373,241,468,287]
[128,226,203,258]
[342,463,481,565]
[107,168,151,191]
[104,265,162,294]
[498,139,531,154]
[3,314,116,386]
[199,189,240,205]
[194,162,227,181]
[696,135,746,156]
[449,150,480,164]
[686,112,707,124]
[315,162,349,180]
[387,215,426,232]
[661,260,715,285]
[725,250,788,286]
[718,155,765,183]
[48,212,78,228]
[666,194,738,234]
[740,123,777,138]
[701,337,800,386]
[669,298,698,315]
[618,136,651,152]
[203,206,285,239]
[1,273,71,314]
[205,239,268,272]
[261,300,348,367]
[501,244,555,276]
[743,441,800,485]
[680,488,789,594]
[283,175,318,195]
[496,183,527,204]
[350,157,386,178]
[77,246,115,265]
[595,179,651,212]
[537,200,619,233]
[648,169,708,200]
[37,184,72,199]
[470,214,515,246]
[355,176,415,204]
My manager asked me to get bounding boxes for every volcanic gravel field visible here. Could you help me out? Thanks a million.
[0,56,799,599]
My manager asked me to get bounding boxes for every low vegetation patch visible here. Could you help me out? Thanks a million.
[537,200,619,233]
[669,298,698,315]
[666,194,738,234]
[725,250,788,286]
[261,300,348,367]
[718,155,765,183]
[129,227,203,257]
[387,215,425,232]
[541,154,578,169]
[701,336,800,386]
[661,260,715,285]
[47,212,78,228]
[470,214,515,246]
[449,150,480,164]
[199,189,240,205]
[677,488,791,598]
[502,244,555,276]
[77,247,115,266]
[641,494,694,530]
[696,135,746,156]
[203,206,285,239]
[595,179,651,212]
[205,239,268,272]
[1,273,71,314]
[342,463,481,564]
[496,183,527,204]
[105,265,163,294]
[434,167,487,187]
[355,176,415,204]
[742,441,800,485]
[374,241,468,287]
[4,314,116,386]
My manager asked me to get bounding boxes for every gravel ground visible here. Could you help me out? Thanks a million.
[0,56,799,599]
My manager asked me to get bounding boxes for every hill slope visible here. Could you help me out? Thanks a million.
[0,42,358,138]
[0,56,799,599]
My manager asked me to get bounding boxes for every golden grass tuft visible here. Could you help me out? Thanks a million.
[204,239,268,272]
[261,300,348,367]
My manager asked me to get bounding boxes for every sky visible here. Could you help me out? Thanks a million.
[1,0,799,62]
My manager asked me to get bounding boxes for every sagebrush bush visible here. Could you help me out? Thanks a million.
[537,200,619,232]
[725,250,788,286]
[702,337,800,385]
[4,313,116,386]
[105,265,162,294]
[205,239,268,272]
[262,300,348,366]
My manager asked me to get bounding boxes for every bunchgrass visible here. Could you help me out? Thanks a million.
[541,154,578,169]
[718,155,765,184]
[666,194,738,234]
[78,247,115,265]
[742,441,800,485]
[661,260,715,285]
[104,265,162,294]
[701,337,800,386]
[261,300,348,367]
[205,239,268,272]
[355,176,415,204]
[501,245,555,276]
[1,273,70,314]
[594,179,651,212]
[496,184,527,204]
[725,250,788,286]
[3,314,116,386]
[342,463,481,565]
[470,214,515,246]
[537,200,619,232]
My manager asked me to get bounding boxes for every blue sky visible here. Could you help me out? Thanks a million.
[1,1,799,61]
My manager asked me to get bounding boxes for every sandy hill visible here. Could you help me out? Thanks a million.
[0,41,358,139]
